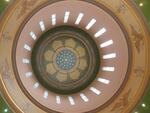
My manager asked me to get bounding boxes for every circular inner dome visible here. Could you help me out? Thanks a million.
[31,26,100,94]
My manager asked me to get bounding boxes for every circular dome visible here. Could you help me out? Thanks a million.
[31,26,100,94]
[0,0,150,113]
[12,1,130,112]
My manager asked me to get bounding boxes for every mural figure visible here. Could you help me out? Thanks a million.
[130,25,144,54]
[18,0,38,19]
[117,2,126,14]
[0,58,11,79]
[111,89,132,112]
[134,67,144,77]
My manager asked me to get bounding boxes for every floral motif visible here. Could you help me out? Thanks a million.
[65,39,76,48]
[52,40,63,50]
[44,38,88,82]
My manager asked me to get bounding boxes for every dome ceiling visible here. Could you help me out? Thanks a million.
[0,0,150,113]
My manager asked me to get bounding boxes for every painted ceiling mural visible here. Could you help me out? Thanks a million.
[0,0,150,113]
